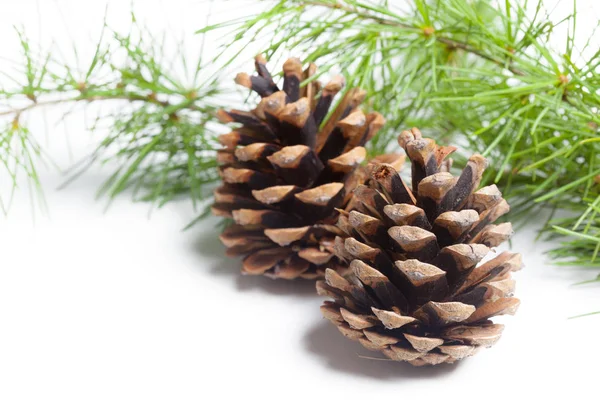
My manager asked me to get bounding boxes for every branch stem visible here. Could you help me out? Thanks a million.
[0,93,204,119]
[303,0,526,76]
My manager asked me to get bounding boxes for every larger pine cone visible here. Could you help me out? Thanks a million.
[213,56,394,279]
[319,128,522,366]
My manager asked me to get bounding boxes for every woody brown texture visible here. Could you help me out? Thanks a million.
[319,128,522,365]
[213,56,396,279]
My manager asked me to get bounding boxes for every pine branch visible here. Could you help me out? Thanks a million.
[201,0,600,274]
[301,0,527,76]
[3,0,600,283]
[0,18,225,212]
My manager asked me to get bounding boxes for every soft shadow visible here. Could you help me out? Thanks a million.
[190,219,231,260]
[189,221,318,298]
[234,274,317,297]
[304,320,461,380]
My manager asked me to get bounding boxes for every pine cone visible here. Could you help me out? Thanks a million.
[318,128,522,365]
[213,56,395,279]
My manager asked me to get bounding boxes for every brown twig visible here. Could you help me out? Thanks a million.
[303,0,526,76]
[0,93,204,119]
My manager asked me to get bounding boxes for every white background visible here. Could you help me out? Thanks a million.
[1,1,600,399]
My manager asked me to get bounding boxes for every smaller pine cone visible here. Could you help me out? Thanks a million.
[213,55,398,279]
[319,128,522,366]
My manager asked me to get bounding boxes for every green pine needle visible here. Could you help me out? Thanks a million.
[0,16,225,215]
[201,0,600,274]
[2,0,600,299]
